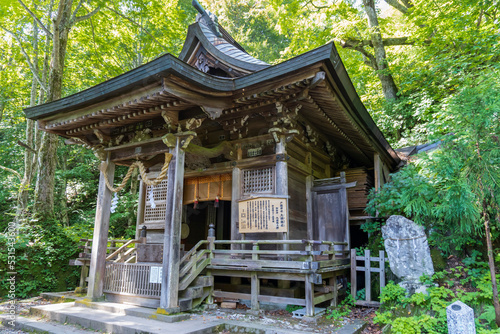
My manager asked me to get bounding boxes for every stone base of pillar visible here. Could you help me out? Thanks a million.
[156,307,181,315]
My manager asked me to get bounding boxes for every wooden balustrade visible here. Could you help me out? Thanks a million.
[97,238,350,316]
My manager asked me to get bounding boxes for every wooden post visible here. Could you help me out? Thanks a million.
[305,274,314,317]
[379,250,386,295]
[330,274,338,307]
[350,248,356,302]
[305,175,314,240]
[364,249,371,302]
[206,236,215,305]
[87,154,115,300]
[159,134,190,312]
[250,243,260,312]
[339,172,351,250]
[275,134,289,253]
[374,153,382,191]
[135,180,146,239]
[231,164,242,261]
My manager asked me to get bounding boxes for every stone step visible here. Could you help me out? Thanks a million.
[1,314,95,334]
[29,302,220,334]
[74,299,189,322]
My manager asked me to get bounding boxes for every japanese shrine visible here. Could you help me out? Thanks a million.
[24,2,400,318]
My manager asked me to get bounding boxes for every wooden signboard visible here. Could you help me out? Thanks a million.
[238,196,288,233]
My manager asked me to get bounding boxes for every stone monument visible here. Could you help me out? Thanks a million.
[382,215,434,295]
[446,300,476,334]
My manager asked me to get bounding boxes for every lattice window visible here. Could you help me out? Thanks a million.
[143,179,168,224]
[242,166,274,195]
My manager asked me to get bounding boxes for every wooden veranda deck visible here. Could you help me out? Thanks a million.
[101,239,350,316]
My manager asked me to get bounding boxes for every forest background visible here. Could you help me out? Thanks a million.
[0,0,498,331]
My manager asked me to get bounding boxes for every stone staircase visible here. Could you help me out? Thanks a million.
[2,300,219,334]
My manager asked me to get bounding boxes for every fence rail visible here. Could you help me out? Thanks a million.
[350,249,387,307]
[103,262,161,298]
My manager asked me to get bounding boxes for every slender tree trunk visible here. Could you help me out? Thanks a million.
[484,211,500,326]
[17,18,39,222]
[59,154,69,225]
[34,0,73,218]
[362,0,399,101]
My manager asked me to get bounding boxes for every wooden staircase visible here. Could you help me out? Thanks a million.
[178,275,213,311]
[177,240,213,311]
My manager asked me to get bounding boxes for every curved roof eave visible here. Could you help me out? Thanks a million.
[24,42,399,168]
[178,22,269,73]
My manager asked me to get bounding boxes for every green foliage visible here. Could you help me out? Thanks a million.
[367,70,500,255]
[0,221,80,298]
[325,305,351,322]
[379,282,408,308]
[375,262,500,333]
[285,304,302,313]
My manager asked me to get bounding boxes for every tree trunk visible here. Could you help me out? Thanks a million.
[484,212,500,326]
[17,18,39,222]
[34,0,72,218]
[58,153,69,225]
[362,0,399,101]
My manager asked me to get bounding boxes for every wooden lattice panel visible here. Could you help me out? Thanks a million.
[144,179,168,224]
[103,262,161,298]
[242,167,274,195]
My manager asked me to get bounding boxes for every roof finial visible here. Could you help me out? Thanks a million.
[192,0,222,37]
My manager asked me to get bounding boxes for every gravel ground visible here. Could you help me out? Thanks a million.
[0,295,375,334]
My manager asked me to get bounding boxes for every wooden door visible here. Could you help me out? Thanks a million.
[311,175,353,250]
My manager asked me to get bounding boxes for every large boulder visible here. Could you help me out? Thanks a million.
[382,215,434,294]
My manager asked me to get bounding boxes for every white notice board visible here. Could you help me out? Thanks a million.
[149,266,163,284]
[238,196,288,233]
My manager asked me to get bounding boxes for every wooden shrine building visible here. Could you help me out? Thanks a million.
[25,2,399,317]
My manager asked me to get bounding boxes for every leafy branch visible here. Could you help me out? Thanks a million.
[17,0,53,38]
[0,24,48,93]
[103,5,168,53]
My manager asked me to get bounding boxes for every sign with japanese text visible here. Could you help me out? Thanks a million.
[238,197,288,233]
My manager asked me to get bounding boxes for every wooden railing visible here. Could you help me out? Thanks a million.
[179,240,211,290]
[70,238,142,291]
[103,262,161,297]
[105,238,143,263]
[100,238,350,315]
[210,239,349,271]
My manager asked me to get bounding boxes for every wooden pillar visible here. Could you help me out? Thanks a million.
[339,172,350,250]
[87,154,115,300]
[230,166,241,245]
[250,243,260,312]
[275,134,289,252]
[330,274,338,307]
[135,180,147,239]
[159,135,188,312]
[305,175,314,240]
[230,166,243,284]
[374,153,382,191]
[305,274,315,317]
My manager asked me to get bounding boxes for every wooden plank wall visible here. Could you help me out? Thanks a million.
[288,168,307,242]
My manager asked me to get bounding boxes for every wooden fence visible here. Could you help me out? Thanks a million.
[103,262,161,298]
[350,249,387,307]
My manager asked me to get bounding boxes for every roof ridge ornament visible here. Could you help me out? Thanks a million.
[192,0,222,37]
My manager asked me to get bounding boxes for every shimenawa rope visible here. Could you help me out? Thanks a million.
[100,153,173,193]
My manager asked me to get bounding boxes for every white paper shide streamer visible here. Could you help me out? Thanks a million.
[148,186,156,209]
[110,193,119,213]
